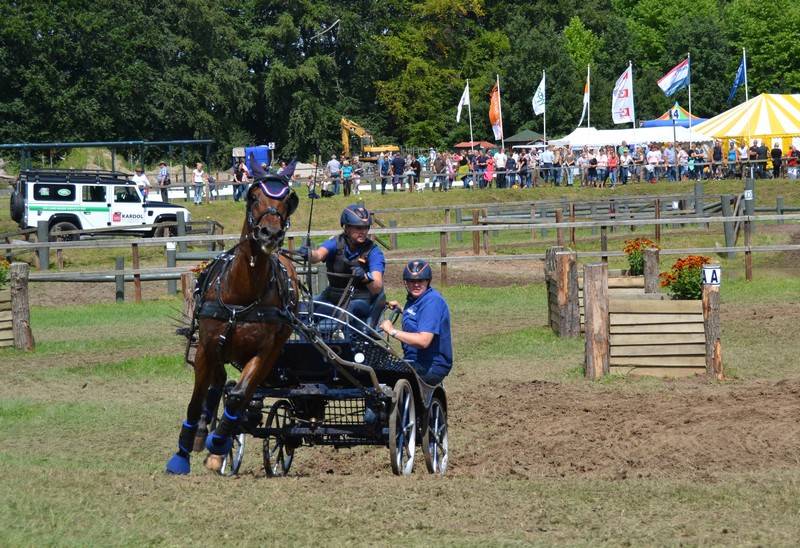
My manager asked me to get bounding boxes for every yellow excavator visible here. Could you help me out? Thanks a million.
[340,117,399,161]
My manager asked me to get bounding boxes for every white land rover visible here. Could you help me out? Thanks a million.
[9,169,191,239]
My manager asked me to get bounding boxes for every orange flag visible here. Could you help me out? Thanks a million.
[489,83,503,140]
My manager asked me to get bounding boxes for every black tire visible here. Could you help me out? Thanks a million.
[49,221,79,242]
[9,191,24,224]
[153,224,177,238]
[263,400,296,477]
[422,397,448,475]
[389,379,416,476]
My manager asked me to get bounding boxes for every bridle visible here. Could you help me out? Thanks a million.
[246,181,296,244]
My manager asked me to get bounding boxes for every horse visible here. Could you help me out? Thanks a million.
[166,173,300,475]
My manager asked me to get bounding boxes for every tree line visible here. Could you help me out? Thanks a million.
[1,0,797,165]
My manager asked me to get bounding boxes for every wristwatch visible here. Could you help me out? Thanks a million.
[389,329,399,338]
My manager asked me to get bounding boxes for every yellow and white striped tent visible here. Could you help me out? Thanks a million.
[693,93,800,152]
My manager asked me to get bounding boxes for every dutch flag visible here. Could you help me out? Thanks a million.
[657,58,690,97]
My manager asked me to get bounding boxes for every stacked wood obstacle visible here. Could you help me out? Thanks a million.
[1,263,34,351]
[583,262,723,380]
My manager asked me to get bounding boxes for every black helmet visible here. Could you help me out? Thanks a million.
[340,204,371,227]
[403,260,432,281]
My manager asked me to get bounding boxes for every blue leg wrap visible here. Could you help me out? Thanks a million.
[166,420,197,475]
[205,408,238,455]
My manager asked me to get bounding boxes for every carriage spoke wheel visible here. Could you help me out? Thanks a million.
[422,398,448,475]
[263,400,295,477]
[389,379,416,476]
[219,433,246,476]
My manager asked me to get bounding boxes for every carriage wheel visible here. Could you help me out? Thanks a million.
[263,400,295,477]
[389,379,416,476]
[422,398,448,475]
[219,433,246,476]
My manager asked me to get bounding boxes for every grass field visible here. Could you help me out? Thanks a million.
[2,271,800,545]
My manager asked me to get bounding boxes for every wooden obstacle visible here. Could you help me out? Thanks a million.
[1,263,34,351]
[0,287,11,348]
[544,247,579,337]
[579,274,646,331]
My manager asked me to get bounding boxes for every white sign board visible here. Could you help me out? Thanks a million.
[671,108,680,120]
[744,189,754,201]
[232,147,245,157]
[672,200,680,210]
[702,265,721,286]
[267,142,276,150]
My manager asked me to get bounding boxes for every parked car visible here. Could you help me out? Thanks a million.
[9,169,191,240]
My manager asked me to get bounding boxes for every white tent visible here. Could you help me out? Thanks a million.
[551,126,711,148]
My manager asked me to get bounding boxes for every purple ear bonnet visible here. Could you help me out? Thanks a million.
[259,179,290,199]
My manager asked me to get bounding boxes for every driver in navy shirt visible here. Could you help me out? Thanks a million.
[381,260,452,385]
[299,204,385,324]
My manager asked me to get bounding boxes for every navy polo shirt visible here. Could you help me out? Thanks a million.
[401,287,452,375]
[320,237,385,275]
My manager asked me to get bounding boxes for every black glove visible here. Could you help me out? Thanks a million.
[297,245,311,260]
[351,264,369,281]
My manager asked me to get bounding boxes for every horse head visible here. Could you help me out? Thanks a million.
[244,175,299,254]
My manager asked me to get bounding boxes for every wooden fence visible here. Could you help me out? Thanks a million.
[0,263,34,350]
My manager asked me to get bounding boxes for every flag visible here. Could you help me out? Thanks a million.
[727,56,746,104]
[532,74,546,115]
[657,58,690,97]
[577,68,590,126]
[489,83,503,140]
[456,82,470,123]
[612,65,634,124]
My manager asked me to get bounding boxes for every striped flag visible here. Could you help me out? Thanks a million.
[657,58,690,97]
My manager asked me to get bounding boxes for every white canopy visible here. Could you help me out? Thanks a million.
[551,126,711,148]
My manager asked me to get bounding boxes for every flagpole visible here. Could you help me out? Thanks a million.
[687,52,693,150]
[542,70,547,144]
[496,74,505,149]
[629,60,636,129]
[743,48,749,102]
[587,64,591,128]
[466,79,474,153]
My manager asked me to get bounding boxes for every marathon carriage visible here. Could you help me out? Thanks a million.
[211,289,449,477]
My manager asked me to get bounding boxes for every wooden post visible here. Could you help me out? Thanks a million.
[37,220,49,271]
[569,202,576,246]
[720,194,736,259]
[444,208,451,243]
[56,242,64,269]
[530,205,536,241]
[702,278,723,380]
[654,198,661,244]
[540,206,548,238]
[609,199,616,233]
[472,209,480,255]
[555,251,580,337]
[555,209,565,246]
[591,202,598,235]
[744,218,753,281]
[455,208,463,242]
[287,236,295,251]
[10,263,34,351]
[776,196,784,224]
[744,178,755,235]
[481,208,490,255]
[644,248,660,294]
[131,243,142,303]
[439,231,448,287]
[166,244,177,295]
[545,246,567,334]
[600,225,608,263]
[389,220,398,250]
[115,256,125,303]
[584,262,609,380]
[694,181,704,226]
[176,211,187,253]
[181,272,196,321]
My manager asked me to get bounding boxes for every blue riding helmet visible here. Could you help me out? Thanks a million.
[403,260,432,281]
[340,204,372,227]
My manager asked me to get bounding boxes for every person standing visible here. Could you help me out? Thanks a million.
[619,148,632,185]
[539,146,554,185]
[390,152,405,192]
[233,159,250,202]
[192,162,206,205]
[771,142,783,179]
[326,154,342,194]
[156,161,171,202]
[494,148,507,189]
[409,156,421,192]
[433,153,446,191]
[341,159,353,196]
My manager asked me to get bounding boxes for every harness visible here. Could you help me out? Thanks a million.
[327,235,374,300]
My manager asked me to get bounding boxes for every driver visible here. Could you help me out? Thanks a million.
[299,204,385,324]
[381,260,452,385]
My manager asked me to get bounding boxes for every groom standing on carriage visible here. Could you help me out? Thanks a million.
[298,204,385,324]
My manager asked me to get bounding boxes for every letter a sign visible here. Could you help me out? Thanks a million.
[702,265,721,286]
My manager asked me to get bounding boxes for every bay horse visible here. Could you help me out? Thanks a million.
[166,173,299,475]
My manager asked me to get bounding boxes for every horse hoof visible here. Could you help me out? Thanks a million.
[193,426,209,453]
[205,432,232,455]
[204,454,224,473]
[166,452,191,475]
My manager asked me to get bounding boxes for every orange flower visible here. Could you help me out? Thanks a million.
[191,261,209,274]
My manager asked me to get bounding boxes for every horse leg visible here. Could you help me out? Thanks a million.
[206,342,284,455]
[193,365,227,452]
[166,344,214,474]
